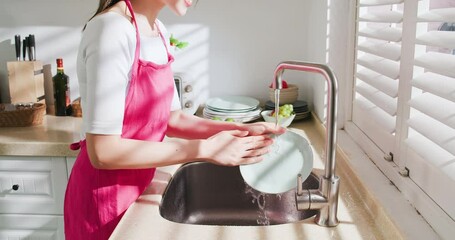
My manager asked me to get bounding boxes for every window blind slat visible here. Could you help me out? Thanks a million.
[356,82,397,116]
[418,8,455,22]
[416,31,455,50]
[356,68,398,97]
[359,0,403,7]
[405,135,455,182]
[412,72,455,102]
[408,113,455,156]
[414,52,455,78]
[358,27,402,42]
[354,96,396,133]
[358,41,401,61]
[359,11,403,23]
[357,54,400,79]
[409,93,455,129]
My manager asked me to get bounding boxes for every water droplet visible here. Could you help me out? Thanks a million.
[258,194,266,210]
[244,183,270,226]
[276,194,282,200]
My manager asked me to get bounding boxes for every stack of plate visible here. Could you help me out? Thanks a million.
[264,100,311,121]
[203,96,262,123]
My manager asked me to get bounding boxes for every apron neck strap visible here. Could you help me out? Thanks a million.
[123,0,173,62]
[124,0,141,62]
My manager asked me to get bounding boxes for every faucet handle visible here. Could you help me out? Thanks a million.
[297,174,303,196]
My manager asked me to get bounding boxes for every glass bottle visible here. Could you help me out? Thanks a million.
[52,58,71,116]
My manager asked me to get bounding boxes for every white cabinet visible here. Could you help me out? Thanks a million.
[66,157,76,178]
[0,156,70,240]
[0,214,64,240]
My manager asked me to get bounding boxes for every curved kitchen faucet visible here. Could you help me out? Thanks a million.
[273,61,340,227]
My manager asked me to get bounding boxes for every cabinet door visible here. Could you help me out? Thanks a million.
[66,157,76,178]
[0,156,67,215]
[0,214,64,240]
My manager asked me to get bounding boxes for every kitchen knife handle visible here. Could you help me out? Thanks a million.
[29,34,35,61]
[23,38,28,61]
[14,35,21,61]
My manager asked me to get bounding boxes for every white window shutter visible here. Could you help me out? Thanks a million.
[405,3,455,221]
[350,1,455,236]
[353,1,402,154]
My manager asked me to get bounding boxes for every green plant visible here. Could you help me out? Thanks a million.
[170,34,189,49]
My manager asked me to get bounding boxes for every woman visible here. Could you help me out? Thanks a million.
[64,0,284,239]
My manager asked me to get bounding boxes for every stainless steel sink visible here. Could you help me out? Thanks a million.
[159,162,319,226]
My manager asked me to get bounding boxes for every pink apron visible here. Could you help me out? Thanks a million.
[64,0,175,238]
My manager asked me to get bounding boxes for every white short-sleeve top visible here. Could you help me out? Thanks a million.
[77,12,181,135]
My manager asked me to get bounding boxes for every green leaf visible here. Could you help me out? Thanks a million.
[176,42,189,49]
[170,33,189,49]
[170,34,179,45]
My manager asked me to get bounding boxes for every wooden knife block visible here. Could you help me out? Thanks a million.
[6,61,45,104]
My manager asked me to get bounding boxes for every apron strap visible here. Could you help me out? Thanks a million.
[124,0,141,73]
[124,0,173,64]
[69,140,86,151]
[155,23,174,62]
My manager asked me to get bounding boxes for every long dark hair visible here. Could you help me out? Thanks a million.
[91,0,122,20]
[83,0,122,30]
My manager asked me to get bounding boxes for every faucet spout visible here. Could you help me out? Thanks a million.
[273,61,339,227]
[273,61,338,180]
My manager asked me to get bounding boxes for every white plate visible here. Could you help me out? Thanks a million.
[202,112,261,123]
[203,107,262,117]
[206,96,259,112]
[240,131,313,194]
[206,106,258,113]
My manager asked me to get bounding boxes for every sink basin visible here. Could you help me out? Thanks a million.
[159,162,319,226]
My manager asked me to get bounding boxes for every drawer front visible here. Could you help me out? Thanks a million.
[0,157,67,214]
[0,214,64,240]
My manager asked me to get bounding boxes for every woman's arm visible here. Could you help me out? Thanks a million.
[86,129,273,170]
[166,110,285,139]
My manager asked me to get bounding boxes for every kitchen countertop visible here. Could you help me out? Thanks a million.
[0,114,407,239]
[110,117,405,240]
[0,115,82,157]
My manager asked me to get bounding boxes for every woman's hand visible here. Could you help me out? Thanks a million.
[200,130,273,166]
[167,110,286,140]
[239,122,286,136]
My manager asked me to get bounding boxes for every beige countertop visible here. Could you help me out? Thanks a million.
[0,115,406,239]
[0,116,82,157]
[110,118,404,240]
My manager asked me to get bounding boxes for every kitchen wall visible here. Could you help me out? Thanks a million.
[0,0,96,103]
[0,0,351,125]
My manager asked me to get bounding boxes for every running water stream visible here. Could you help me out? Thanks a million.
[274,89,280,127]
[242,89,282,226]
[273,88,283,153]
